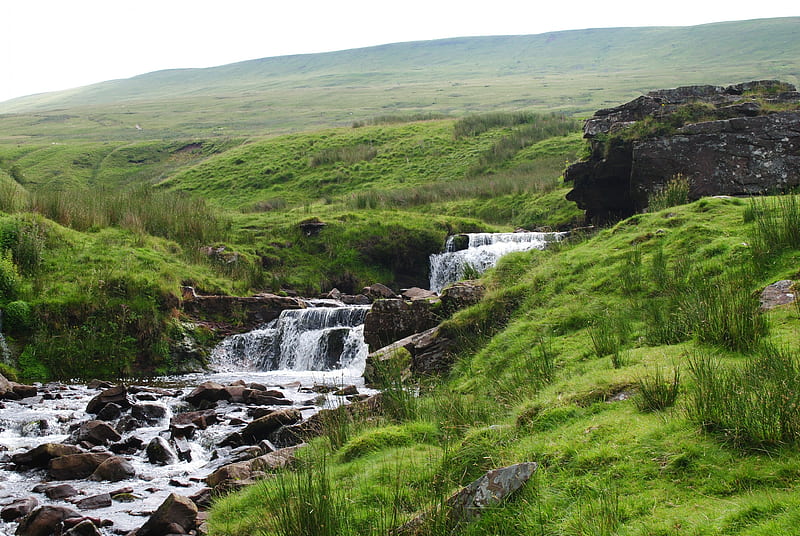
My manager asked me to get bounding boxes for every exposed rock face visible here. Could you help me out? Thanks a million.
[363,298,440,352]
[181,291,306,333]
[364,326,455,384]
[565,80,800,223]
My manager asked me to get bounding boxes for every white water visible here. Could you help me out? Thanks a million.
[429,231,565,293]
[211,303,371,373]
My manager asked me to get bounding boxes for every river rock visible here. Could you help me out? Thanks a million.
[206,446,302,491]
[401,287,438,301]
[73,493,112,511]
[90,456,136,481]
[333,385,358,396]
[240,408,302,443]
[109,435,145,455]
[136,493,197,536]
[171,409,218,430]
[0,373,13,398]
[146,436,178,465]
[95,402,123,421]
[245,390,292,406]
[86,385,131,414]
[43,483,79,500]
[71,420,122,446]
[48,452,113,480]
[130,403,168,425]
[185,381,232,407]
[362,283,398,300]
[15,505,82,536]
[11,443,84,468]
[1,497,38,522]
[64,519,103,536]
[11,383,38,399]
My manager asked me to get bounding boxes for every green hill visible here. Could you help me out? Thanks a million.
[1,18,798,140]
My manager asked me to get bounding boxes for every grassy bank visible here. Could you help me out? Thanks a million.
[208,194,800,535]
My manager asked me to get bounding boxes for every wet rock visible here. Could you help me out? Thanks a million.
[130,403,168,425]
[11,383,38,399]
[90,456,136,482]
[43,483,79,500]
[64,519,103,536]
[71,420,122,446]
[95,402,123,421]
[224,384,248,403]
[1,496,38,522]
[87,379,114,390]
[48,452,114,480]
[185,381,232,407]
[170,423,196,440]
[11,443,84,468]
[74,493,112,511]
[15,505,82,536]
[146,436,178,466]
[362,283,398,300]
[109,436,144,455]
[171,409,218,430]
[173,437,193,462]
[206,446,302,491]
[136,493,197,536]
[333,385,358,396]
[240,408,302,443]
[188,487,213,510]
[245,390,293,406]
[86,386,131,414]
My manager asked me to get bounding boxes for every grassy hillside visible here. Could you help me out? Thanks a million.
[0,18,798,141]
[0,113,583,378]
[208,194,800,536]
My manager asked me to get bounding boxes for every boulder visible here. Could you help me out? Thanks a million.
[10,383,37,399]
[71,420,122,446]
[136,493,197,536]
[401,287,438,301]
[439,280,486,315]
[243,390,292,406]
[90,456,136,481]
[11,443,84,468]
[74,493,112,511]
[146,436,178,466]
[206,446,302,491]
[185,382,232,407]
[240,408,302,444]
[14,505,82,536]
[365,326,455,383]
[43,483,79,500]
[363,298,440,352]
[171,409,218,429]
[48,452,113,480]
[1,497,38,522]
[95,402,123,421]
[130,403,168,425]
[64,519,103,536]
[760,280,796,310]
[362,283,398,300]
[86,386,131,414]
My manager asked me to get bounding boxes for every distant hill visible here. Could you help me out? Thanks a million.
[1,17,798,140]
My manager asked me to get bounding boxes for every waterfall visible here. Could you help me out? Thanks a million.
[0,310,11,364]
[429,231,565,293]
[211,304,370,373]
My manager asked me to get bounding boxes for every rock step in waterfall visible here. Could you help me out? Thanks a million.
[429,231,565,293]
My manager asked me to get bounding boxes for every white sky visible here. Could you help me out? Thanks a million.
[0,0,797,103]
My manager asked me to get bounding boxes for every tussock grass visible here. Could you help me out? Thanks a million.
[688,346,800,448]
[634,366,680,412]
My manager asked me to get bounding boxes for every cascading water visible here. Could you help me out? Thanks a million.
[211,303,371,373]
[429,231,565,293]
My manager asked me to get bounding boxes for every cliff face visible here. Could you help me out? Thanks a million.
[565,81,800,223]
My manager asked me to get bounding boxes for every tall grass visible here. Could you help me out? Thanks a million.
[688,346,800,448]
[454,112,575,139]
[30,185,227,245]
[745,195,800,265]
[347,155,565,210]
[647,174,691,212]
[634,366,680,412]
[309,144,378,167]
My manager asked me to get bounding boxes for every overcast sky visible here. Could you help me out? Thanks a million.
[0,1,797,103]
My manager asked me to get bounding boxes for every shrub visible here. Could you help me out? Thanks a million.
[3,300,33,332]
[0,251,19,300]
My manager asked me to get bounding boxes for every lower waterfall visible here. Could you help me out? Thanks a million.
[211,303,370,373]
[429,231,565,293]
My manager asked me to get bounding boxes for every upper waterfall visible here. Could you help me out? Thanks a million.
[211,303,370,373]
[429,231,564,293]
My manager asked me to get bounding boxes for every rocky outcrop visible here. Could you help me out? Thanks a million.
[364,326,456,384]
[363,298,440,352]
[565,80,800,223]
[181,291,306,333]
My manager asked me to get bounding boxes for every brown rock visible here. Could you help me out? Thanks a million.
[86,386,131,414]
[12,443,84,468]
[185,382,232,407]
[136,493,198,536]
[14,505,82,536]
[240,408,302,443]
[363,298,439,352]
[72,420,122,446]
[74,493,112,511]
[90,456,136,481]
[1,497,38,522]
[48,452,113,480]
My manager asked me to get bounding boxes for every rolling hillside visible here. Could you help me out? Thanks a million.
[0,17,798,141]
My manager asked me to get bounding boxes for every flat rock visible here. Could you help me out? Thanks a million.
[48,452,114,480]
